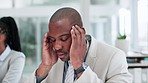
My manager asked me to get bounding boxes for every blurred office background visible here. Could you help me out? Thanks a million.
[0,0,148,82]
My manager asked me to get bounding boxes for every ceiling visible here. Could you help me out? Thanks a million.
[91,0,119,5]
[90,0,130,8]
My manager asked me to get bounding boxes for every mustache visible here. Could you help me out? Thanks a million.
[54,50,67,54]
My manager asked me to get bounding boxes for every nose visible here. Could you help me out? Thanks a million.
[53,40,62,51]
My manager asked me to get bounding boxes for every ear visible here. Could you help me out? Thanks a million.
[82,27,86,34]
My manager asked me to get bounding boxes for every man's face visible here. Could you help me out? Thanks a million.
[48,18,72,61]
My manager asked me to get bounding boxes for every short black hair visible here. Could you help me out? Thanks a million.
[50,7,83,27]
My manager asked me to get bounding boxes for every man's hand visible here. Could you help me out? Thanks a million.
[42,32,58,67]
[36,33,58,78]
[70,25,87,70]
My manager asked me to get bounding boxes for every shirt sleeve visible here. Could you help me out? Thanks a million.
[2,53,25,83]
[36,74,47,83]
[74,66,103,83]
[74,51,133,83]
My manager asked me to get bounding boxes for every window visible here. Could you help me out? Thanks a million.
[138,0,148,52]
[16,17,49,75]
[0,0,81,76]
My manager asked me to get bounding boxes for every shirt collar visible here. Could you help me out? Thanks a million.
[0,45,11,62]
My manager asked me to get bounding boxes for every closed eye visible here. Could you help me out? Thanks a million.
[59,34,71,42]
[47,37,56,43]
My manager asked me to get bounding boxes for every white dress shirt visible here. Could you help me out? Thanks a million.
[0,45,11,66]
[0,45,25,83]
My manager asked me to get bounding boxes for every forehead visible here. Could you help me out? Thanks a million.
[48,18,72,37]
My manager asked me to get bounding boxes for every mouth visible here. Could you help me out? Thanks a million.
[57,53,65,59]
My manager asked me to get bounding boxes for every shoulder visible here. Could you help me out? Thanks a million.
[89,35,125,57]
[97,42,125,56]
[9,50,25,60]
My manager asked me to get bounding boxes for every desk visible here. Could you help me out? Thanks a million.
[126,52,148,68]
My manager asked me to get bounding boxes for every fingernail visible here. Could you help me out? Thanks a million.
[72,26,75,29]
[71,29,74,32]
[75,25,79,27]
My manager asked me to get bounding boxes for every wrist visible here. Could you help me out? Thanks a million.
[36,63,52,78]
[41,61,53,67]
[74,62,88,79]
[71,61,83,70]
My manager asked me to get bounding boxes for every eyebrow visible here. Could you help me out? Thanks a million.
[59,34,71,38]
[48,34,71,39]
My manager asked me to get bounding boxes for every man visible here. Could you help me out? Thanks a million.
[28,7,132,83]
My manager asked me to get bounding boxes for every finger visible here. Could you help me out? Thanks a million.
[43,33,48,47]
[72,25,80,44]
[75,25,86,45]
[80,27,86,45]
[71,26,76,46]
[75,25,84,33]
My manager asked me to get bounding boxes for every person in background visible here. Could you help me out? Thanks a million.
[28,7,132,83]
[0,16,25,83]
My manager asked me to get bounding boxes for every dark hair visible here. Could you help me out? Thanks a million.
[0,16,21,52]
[50,7,83,27]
